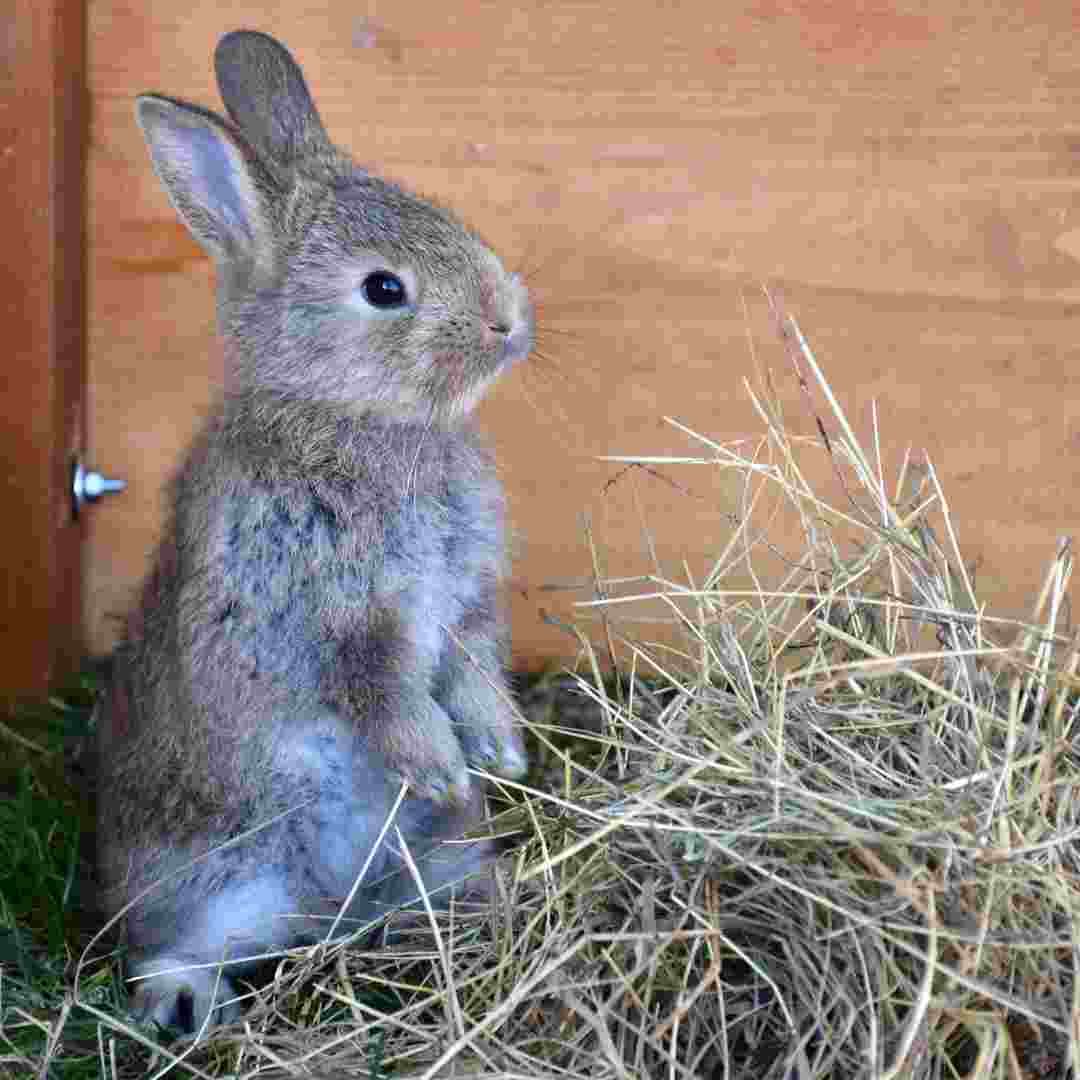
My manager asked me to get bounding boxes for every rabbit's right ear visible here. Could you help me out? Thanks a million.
[136,94,267,263]
[214,31,331,165]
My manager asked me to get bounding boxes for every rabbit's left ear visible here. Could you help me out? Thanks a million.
[136,94,268,263]
[214,30,332,165]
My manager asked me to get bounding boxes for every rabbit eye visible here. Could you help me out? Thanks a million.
[362,271,407,309]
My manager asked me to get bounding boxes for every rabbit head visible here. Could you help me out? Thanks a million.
[136,30,532,425]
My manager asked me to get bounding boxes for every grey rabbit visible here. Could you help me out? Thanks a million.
[95,29,531,1034]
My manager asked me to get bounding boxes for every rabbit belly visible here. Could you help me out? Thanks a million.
[119,743,491,1031]
[128,778,487,963]
[275,719,493,919]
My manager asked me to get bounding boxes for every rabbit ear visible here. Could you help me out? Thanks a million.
[136,94,267,263]
[214,30,331,164]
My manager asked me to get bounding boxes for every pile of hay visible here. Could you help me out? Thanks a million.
[75,316,1078,1078]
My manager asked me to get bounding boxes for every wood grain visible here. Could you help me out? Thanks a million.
[86,1,1080,664]
[0,0,86,699]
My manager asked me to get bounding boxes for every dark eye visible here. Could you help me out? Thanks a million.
[362,271,407,309]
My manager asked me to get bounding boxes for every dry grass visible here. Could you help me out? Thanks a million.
[18,310,1080,1078]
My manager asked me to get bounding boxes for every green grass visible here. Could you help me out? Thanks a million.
[0,674,121,1079]
[0,703,88,950]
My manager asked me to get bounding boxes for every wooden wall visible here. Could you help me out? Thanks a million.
[0,0,85,700]
[86,2,1080,665]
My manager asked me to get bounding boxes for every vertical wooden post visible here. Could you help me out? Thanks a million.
[0,0,87,700]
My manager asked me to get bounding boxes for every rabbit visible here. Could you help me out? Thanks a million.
[95,29,532,1035]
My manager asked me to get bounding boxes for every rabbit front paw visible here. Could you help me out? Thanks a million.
[376,697,473,805]
[443,669,528,779]
[460,723,528,779]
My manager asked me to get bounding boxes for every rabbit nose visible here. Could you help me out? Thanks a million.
[499,324,531,365]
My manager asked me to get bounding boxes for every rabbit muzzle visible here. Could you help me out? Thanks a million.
[499,321,533,367]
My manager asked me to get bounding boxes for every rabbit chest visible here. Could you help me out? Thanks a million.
[191,435,506,696]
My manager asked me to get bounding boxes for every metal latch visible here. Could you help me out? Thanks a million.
[72,459,127,518]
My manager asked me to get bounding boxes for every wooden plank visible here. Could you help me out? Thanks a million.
[86,3,1080,664]
[0,0,86,700]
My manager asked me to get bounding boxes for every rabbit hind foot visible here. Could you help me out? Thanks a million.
[126,955,241,1035]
